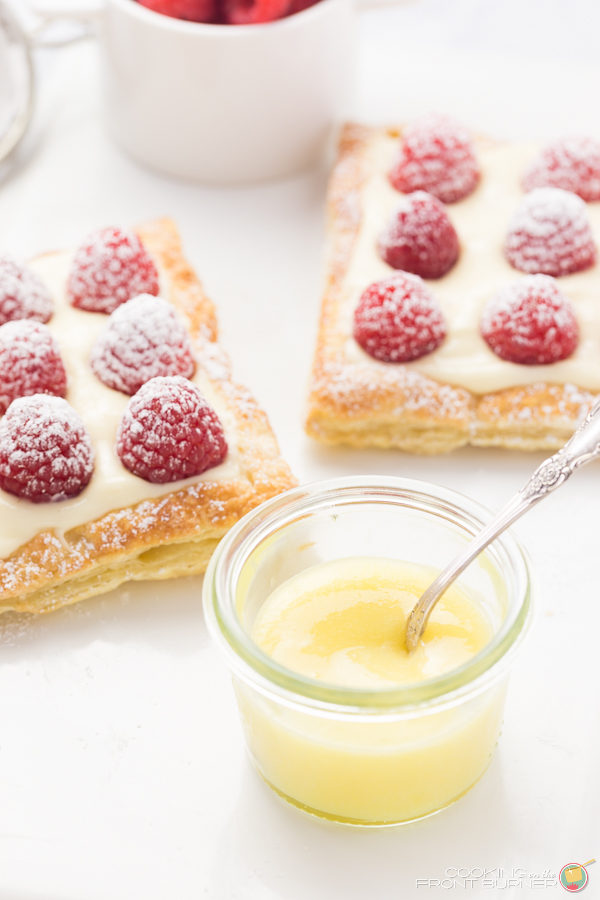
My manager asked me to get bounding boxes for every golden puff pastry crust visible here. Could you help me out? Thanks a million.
[0,218,296,614]
[306,124,597,454]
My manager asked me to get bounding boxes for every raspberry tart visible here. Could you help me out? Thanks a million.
[0,219,295,615]
[306,123,600,453]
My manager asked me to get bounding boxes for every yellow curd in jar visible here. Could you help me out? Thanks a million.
[235,557,506,824]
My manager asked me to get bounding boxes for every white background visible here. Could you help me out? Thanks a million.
[0,1,599,897]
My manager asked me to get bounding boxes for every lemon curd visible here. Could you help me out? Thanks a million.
[234,557,506,824]
[252,557,492,689]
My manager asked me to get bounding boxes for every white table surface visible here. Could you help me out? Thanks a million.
[1,1,600,897]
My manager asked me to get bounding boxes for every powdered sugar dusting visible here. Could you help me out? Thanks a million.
[378,190,459,279]
[0,247,243,560]
[523,137,600,201]
[91,293,196,395]
[68,227,159,314]
[477,382,593,426]
[481,275,578,365]
[0,320,67,414]
[193,337,231,382]
[390,115,480,204]
[116,375,228,484]
[314,359,469,423]
[354,273,447,363]
[0,256,53,327]
[505,187,596,276]
[0,395,94,503]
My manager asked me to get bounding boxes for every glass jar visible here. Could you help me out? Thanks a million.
[203,477,534,826]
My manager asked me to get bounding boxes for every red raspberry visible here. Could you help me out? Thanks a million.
[116,376,228,484]
[287,0,318,12]
[68,227,159,315]
[505,188,596,276]
[0,395,94,503]
[0,256,53,327]
[137,0,216,21]
[91,294,196,396]
[481,275,578,365]
[0,320,67,415]
[389,115,480,204]
[224,0,290,24]
[353,272,446,363]
[378,191,459,279]
[523,137,600,202]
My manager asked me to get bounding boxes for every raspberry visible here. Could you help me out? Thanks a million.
[224,0,290,24]
[0,395,94,503]
[0,320,67,415]
[91,294,196,396]
[137,0,216,22]
[0,256,53,327]
[287,0,318,12]
[68,227,159,315]
[505,188,596,276]
[523,137,600,202]
[353,273,446,363]
[389,115,480,204]
[116,376,228,484]
[378,191,459,279]
[481,275,578,365]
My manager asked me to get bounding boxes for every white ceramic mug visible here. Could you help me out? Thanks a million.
[100,0,356,184]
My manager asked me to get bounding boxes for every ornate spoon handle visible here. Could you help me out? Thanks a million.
[405,396,600,653]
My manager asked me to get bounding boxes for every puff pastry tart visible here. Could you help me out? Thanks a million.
[306,121,600,453]
[0,218,296,614]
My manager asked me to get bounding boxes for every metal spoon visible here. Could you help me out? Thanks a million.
[405,396,600,653]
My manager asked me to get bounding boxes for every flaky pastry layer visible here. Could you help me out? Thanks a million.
[306,125,597,454]
[0,218,296,614]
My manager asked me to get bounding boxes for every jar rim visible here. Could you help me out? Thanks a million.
[203,476,534,716]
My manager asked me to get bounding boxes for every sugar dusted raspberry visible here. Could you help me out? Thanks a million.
[523,137,600,202]
[224,0,290,24]
[481,275,578,365]
[0,320,67,415]
[0,395,94,503]
[68,226,159,315]
[389,115,480,204]
[137,0,217,21]
[378,191,459,279]
[353,272,446,363]
[116,376,228,484]
[0,256,53,327]
[505,188,596,276]
[91,294,195,396]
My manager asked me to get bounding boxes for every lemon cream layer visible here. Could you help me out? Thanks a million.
[0,251,241,559]
[342,135,600,394]
[252,556,492,688]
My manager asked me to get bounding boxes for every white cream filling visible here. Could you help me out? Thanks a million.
[0,252,242,560]
[342,135,600,394]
